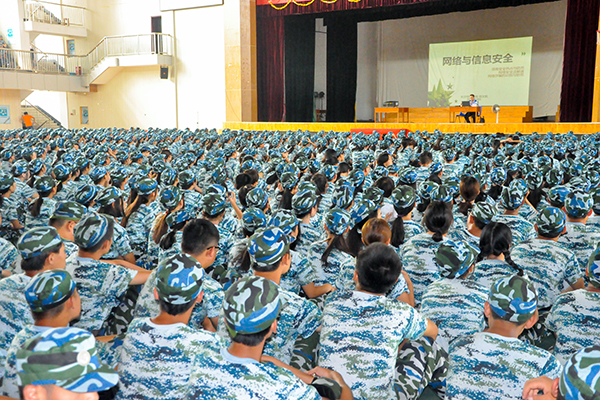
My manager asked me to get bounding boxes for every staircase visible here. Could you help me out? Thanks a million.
[21,101,62,129]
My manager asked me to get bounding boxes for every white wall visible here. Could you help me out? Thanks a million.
[356,0,567,119]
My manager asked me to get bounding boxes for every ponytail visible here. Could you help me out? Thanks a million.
[278,189,293,210]
[503,249,524,276]
[122,193,150,227]
[159,220,187,250]
[322,234,351,265]
[423,201,453,242]
[152,211,170,244]
[390,218,405,247]
[30,197,44,217]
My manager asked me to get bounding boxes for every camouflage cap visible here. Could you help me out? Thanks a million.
[348,169,365,188]
[429,162,443,174]
[565,189,593,219]
[52,201,86,221]
[587,260,600,289]
[165,209,192,229]
[471,202,497,225]
[159,186,183,210]
[136,177,158,196]
[202,192,227,216]
[246,188,269,210]
[178,170,196,187]
[559,346,600,400]
[431,185,453,203]
[73,212,110,249]
[593,189,600,216]
[548,185,572,207]
[89,166,108,182]
[17,227,63,260]
[25,269,76,312]
[74,184,98,205]
[500,185,526,210]
[418,181,439,201]
[363,187,384,205]
[156,253,204,304]
[546,168,564,186]
[325,208,352,236]
[351,199,377,226]
[0,172,15,191]
[95,186,121,207]
[292,189,317,215]
[268,210,299,238]
[399,167,417,185]
[332,185,354,210]
[537,206,567,238]
[16,327,118,392]
[490,168,507,186]
[391,185,416,210]
[34,176,56,193]
[280,172,299,191]
[435,240,477,279]
[223,276,281,338]
[248,227,290,268]
[488,274,537,324]
[242,207,267,233]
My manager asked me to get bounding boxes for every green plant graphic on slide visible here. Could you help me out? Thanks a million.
[428,79,454,107]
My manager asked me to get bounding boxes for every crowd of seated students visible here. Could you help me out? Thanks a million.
[0,126,599,400]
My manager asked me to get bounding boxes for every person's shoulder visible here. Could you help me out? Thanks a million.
[0,273,29,290]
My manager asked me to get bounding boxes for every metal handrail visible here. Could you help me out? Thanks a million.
[0,34,173,76]
[23,0,86,27]
[22,100,62,127]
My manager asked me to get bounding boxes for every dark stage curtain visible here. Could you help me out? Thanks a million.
[326,16,357,122]
[560,0,600,122]
[284,15,316,121]
[257,15,285,122]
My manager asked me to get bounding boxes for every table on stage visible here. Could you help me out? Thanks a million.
[374,107,409,123]
[449,106,481,122]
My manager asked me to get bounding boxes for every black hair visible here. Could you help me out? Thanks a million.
[458,176,481,216]
[181,219,220,255]
[123,191,154,227]
[390,218,405,247]
[487,184,503,200]
[376,153,390,166]
[237,184,253,209]
[322,230,351,265]
[82,218,115,253]
[346,209,379,257]
[158,298,196,316]
[235,173,252,190]
[31,303,66,322]
[336,162,351,180]
[475,222,523,275]
[427,174,442,185]
[30,188,53,217]
[374,177,394,198]
[356,243,402,294]
[230,326,271,346]
[159,220,188,250]
[252,250,289,273]
[21,242,63,272]
[98,198,125,219]
[278,188,293,210]
[419,151,433,166]
[527,187,544,209]
[423,201,453,242]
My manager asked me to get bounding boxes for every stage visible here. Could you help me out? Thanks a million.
[223,122,600,135]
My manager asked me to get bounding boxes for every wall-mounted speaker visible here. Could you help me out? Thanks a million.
[160,66,168,79]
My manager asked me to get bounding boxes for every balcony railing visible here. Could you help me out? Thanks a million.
[0,34,173,76]
[23,0,86,27]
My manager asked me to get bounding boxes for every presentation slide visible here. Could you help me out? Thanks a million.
[427,37,533,107]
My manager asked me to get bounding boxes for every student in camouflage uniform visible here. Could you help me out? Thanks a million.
[217,227,321,367]
[545,259,600,365]
[449,201,497,253]
[66,212,151,335]
[446,274,562,400]
[494,183,536,246]
[2,269,121,397]
[96,186,135,263]
[179,171,203,217]
[124,177,160,269]
[201,192,235,282]
[390,185,423,244]
[116,253,224,400]
[135,218,224,332]
[0,172,24,244]
[49,201,86,259]
[557,189,600,273]
[522,346,600,400]
[0,226,65,379]
[420,240,488,353]
[0,234,19,278]
[24,176,58,230]
[292,189,324,254]
[186,276,353,400]
[147,185,184,268]
[15,326,119,400]
[319,243,444,400]
[157,210,194,265]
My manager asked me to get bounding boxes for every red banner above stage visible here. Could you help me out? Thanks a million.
[256,0,312,5]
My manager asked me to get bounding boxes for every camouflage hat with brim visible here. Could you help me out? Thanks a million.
[488,274,537,324]
[74,184,98,205]
[223,276,281,338]
[490,168,507,186]
[165,209,192,229]
[429,162,443,174]
[332,186,354,210]
[280,172,299,191]
[431,185,453,203]
[548,185,572,207]
[418,181,439,201]
[391,185,416,210]
[203,192,227,216]
[25,269,76,312]
[178,171,195,187]
[73,212,110,249]
[435,240,477,279]
[350,199,377,226]
[16,327,118,392]
[565,189,593,219]
[348,169,365,188]
[89,166,108,182]
[156,253,204,304]
[537,207,567,238]
[471,202,497,225]
[399,167,417,185]
[0,172,15,191]
[500,185,526,210]
[137,178,158,196]
[593,189,600,215]
[546,168,564,186]
[95,187,121,207]
[325,208,352,236]
[52,201,86,221]
[292,189,317,215]
[363,187,384,205]
[268,210,299,238]
[18,227,63,260]
[246,188,269,210]
[34,176,56,193]
[587,260,600,289]
[559,345,600,400]
[248,227,289,268]
[159,186,183,210]
[242,207,267,233]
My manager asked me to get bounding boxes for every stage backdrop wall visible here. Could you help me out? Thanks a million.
[356,0,567,121]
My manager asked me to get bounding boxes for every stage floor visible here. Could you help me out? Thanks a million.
[223,122,600,135]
